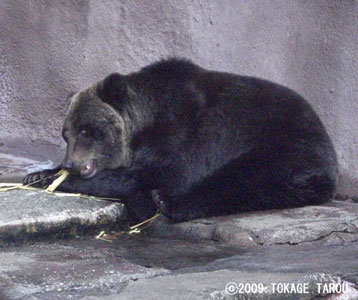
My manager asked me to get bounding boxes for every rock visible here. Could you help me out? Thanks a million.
[0,242,169,300]
[1,153,358,299]
[148,201,358,246]
[80,271,358,300]
[0,189,126,245]
[2,237,358,300]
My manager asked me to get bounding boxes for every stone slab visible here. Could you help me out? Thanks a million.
[0,189,126,245]
[148,201,358,247]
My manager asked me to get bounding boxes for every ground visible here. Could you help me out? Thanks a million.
[1,142,358,299]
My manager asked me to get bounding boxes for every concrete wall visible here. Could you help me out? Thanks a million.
[0,0,357,194]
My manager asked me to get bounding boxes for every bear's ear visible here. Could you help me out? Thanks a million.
[96,73,127,109]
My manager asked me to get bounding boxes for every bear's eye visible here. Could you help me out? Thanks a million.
[78,125,104,140]
[78,126,91,137]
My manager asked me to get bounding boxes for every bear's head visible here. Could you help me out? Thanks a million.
[61,74,131,178]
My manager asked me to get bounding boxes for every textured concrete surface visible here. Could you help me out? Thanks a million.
[0,241,170,300]
[148,201,358,246]
[0,169,358,299]
[0,153,358,298]
[0,189,126,246]
[1,178,358,298]
[1,235,358,299]
[82,272,358,300]
[0,1,358,194]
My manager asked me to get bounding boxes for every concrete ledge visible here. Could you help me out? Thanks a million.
[0,189,126,245]
[1,196,358,299]
[148,201,358,247]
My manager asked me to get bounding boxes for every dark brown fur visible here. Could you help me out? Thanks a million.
[24,58,338,223]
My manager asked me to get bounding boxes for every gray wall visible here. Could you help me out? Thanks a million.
[0,0,357,194]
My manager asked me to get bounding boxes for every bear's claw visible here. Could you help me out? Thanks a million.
[151,189,169,216]
[23,169,58,188]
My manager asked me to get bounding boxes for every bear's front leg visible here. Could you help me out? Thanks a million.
[24,168,127,195]
[59,169,157,223]
[24,168,157,223]
[151,189,209,223]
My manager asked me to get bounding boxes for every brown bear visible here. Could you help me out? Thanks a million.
[24,58,338,223]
